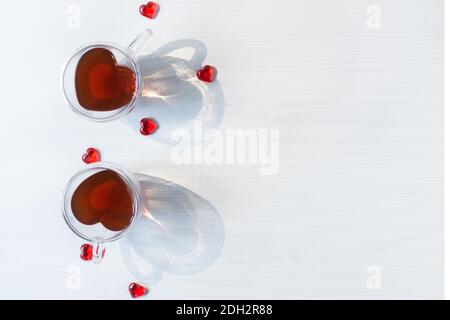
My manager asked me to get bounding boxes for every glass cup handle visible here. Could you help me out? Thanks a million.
[128,29,153,57]
[92,241,105,264]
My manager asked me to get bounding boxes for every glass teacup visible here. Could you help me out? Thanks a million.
[61,30,152,122]
[62,162,142,263]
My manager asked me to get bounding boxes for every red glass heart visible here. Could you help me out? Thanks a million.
[82,148,101,164]
[80,244,93,261]
[140,118,159,136]
[196,65,217,83]
[75,48,136,111]
[139,2,159,19]
[128,283,149,298]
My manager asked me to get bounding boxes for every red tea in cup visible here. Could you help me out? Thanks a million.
[75,48,136,111]
[71,169,134,231]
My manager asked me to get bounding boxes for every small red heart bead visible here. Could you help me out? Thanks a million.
[128,283,149,298]
[140,118,159,136]
[196,65,217,83]
[82,148,101,164]
[80,244,93,261]
[139,2,159,19]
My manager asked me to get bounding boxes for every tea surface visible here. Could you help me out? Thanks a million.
[75,48,136,111]
[71,169,134,231]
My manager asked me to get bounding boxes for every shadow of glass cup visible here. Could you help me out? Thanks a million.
[123,39,225,145]
[120,173,225,285]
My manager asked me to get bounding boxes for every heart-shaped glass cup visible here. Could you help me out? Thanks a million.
[61,30,152,122]
[62,162,142,263]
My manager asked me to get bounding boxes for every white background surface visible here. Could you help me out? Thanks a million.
[0,0,443,299]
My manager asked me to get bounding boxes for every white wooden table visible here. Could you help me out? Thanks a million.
[0,0,443,299]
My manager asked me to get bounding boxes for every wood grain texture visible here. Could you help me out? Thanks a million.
[0,0,443,299]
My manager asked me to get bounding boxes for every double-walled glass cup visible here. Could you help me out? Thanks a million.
[61,30,152,122]
[62,162,142,263]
